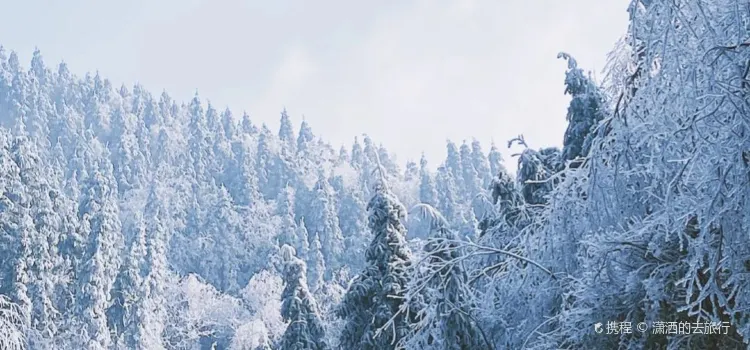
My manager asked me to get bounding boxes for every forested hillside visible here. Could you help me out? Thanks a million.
[2,1,750,349]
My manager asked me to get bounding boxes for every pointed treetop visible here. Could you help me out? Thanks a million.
[118,84,130,98]
[365,133,389,192]
[419,153,428,167]
[56,61,69,78]
[30,48,45,73]
[279,108,296,145]
[280,244,297,262]
[8,51,20,72]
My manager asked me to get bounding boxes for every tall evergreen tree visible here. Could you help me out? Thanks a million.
[306,230,326,294]
[220,107,236,141]
[278,109,296,152]
[418,155,438,207]
[107,215,147,346]
[404,160,418,183]
[335,182,368,273]
[403,205,486,350]
[186,93,209,182]
[26,49,54,146]
[336,175,416,349]
[82,72,111,138]
[296,120,314,157]
[434,165,460,228]
[203,185,243,293]
[306,173,344,276]
[76,157,124,350]
[459,141,482,197]
[444,141,462,186]
[350,137,364,171]
[277,185,299,248]
[558,52,607,167]
[256,124,285,200]
[470,139,492,189]
[11,136,64,346]
[0,131,34,334]
[279,245,329,350]
[296,217,311,266]
[487,142,503,178]
[135,184,170,349]
[240,112,258,136]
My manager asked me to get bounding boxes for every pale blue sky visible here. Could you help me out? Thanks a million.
[0,0,629,168]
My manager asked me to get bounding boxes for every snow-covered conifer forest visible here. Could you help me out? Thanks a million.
[2,1,750,349]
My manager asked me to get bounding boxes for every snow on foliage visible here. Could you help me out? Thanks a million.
[0,295,25,350]
[241,270,285,343]
[1,2,749,348]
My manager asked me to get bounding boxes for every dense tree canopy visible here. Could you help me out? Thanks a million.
[2,2,750,349]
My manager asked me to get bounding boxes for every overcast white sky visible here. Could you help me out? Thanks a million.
[0,0,629,168]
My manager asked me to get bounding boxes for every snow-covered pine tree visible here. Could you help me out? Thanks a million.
[220,107,236,141]
[350,137,363,171]
[256,124,276,200]
[336,146,350,166]
[26,49,54,147]
[81,72,112,139]
[10,135,65,346]
[434,165,460,228]
[276,185,299,248]
[107,214,147,347]
[444,141,463,190]
[278,109,296,153]
[279,245,329,350]
[109,93,148,193]
[110,179,171,350]
[0,130,34,335]
[203,185,243,294]
[403,160,418,183]
[76,156,124,350]
[470,139,492,189]
[487,142,504,179]
[48,176,83,323]
[137,183,170,349]
[7,52,33,138]
[402,204,487,350]
[186,93,210,182]
[558,52,607,168]
[418,155,437,207]
[377,145,400,177]
[306,172,344,277]
[306,230,326,294]
[409,155,439,239]
[296,120,314,158]
[335,179,368,272]
[336,169,416,349]
[295,217,311,262]
[226,133,261,207]
[240,112,258,136]
[459,141,482,198]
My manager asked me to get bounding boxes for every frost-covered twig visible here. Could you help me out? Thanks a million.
[0,295,25,350]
